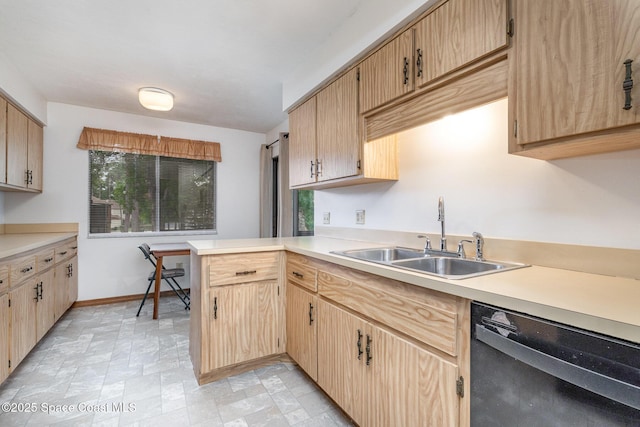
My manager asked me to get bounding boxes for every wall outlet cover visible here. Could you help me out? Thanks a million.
[323,212,330,224]
[356,209,365,224]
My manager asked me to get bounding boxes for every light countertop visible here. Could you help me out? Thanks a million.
[0,233,78,260]
[189,236,640,343]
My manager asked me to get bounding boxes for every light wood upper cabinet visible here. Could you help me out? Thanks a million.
[0,98,6,184]
[316,67,360,181]
[3,100,44,192]
[27,119,43,191]
[289,97,317,187]
[509,0,640,159]
[360,28,414,113]
[414,0,508,87]
[6,104,28,188]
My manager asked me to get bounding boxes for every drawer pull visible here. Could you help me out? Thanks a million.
[0,279,3,284]
[292,271,304,279]
[357,329,363,360]
[71,246,78,250]
[21,266,33,273]
[44,257,54,263]
[59,251,68,256]
[235,270,257,276]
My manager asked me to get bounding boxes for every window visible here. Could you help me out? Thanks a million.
[89,151,216,235]
[293,189,314,236]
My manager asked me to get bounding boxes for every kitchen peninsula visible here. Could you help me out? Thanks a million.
[188,234,640,427]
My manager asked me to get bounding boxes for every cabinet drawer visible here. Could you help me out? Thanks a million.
[0,264,8,294]
[36,248,56,272]
[208,251,279,287]
[54,239,78,263]
[286,255,318,292]
[10,255,37,287]
[318,266,458,356]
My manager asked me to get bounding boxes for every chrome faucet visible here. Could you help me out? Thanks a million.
[438,196,446,251]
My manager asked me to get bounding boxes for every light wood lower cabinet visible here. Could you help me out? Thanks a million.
[286,283,318,381]
[191,251,285,384]
[0,236,78,385]
[206,281,280,371]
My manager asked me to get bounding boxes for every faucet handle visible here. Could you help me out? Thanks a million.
[457,240,473,258]
[417,235,432,251]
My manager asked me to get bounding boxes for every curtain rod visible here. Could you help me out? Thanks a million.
[266,139,278,149]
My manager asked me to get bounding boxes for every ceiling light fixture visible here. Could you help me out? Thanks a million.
[138,87,174,111]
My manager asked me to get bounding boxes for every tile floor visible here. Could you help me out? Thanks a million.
[0,297,353,426]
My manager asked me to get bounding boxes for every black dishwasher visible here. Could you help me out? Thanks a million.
[471,302,640,427]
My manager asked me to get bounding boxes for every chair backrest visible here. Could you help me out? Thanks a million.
[138,244,157,268]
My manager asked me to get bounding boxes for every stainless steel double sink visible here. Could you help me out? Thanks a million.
[331,247,528,279]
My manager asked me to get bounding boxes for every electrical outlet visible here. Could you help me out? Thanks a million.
[356,209,365,225]
[323,212,331,224]
[176,262,184,269]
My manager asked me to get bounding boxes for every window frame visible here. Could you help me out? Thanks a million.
[87,150,218,238]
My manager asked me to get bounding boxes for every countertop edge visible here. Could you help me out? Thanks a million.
[0,233,78,260]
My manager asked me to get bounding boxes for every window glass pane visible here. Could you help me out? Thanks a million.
[295,190,314,236]
[159,157,216,231]
[89,150,216,235]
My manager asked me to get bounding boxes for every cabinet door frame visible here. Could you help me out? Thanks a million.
[289,98,318,187]
[6,104,28,188]
[285,282,318,380]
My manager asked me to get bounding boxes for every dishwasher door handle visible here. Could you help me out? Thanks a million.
[476,325,640,411]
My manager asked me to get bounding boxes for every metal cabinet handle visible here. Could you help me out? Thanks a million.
[292,271,304,279]
[416,48,423,78]
[357,329,363,360]
[623,59,634,110]
[310,160,315,178]
[34,284,40,301]
[366,334,372,366]
[213,297,218,319]
[21,266,33,274]
[403,57,410,85]
[308,302,314,325]
[235,270,257,276]
[59,251,68,256]
[44,257,54,263]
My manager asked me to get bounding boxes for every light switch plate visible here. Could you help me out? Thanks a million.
[356,209,365,225]
[323,212,330,224]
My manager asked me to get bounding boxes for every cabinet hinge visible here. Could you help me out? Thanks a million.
[507,18,514,38]
[456,376,464,398]
[357,160,361,170]
[513,120,518,138]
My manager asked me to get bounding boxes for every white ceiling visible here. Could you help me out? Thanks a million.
[0,0,368,133]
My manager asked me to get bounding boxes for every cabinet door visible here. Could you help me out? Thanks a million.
[316,68,360,182]
[0,293,9,383]
[317,299,367,425]
[54,261,68,321]
[0,98,6,184]
[285,283,317,381]
[415,0,507,87]
[360,29,414,113]
[207,281,279,370]
[366,324,459,427]
[289,97,317,187]
[512,0,640,145]
[35,269,55,341]
[6,104,28,188]
[10,280,37,369]
[27,120,43,191]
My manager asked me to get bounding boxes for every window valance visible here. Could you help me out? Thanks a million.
[76,127,222,162]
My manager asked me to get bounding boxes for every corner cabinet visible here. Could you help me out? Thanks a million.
[2,98,44,192]
[190,251,286,385]
[509,0,640,159]
[289,69,398,190]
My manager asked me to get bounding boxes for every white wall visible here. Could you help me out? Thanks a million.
[315,99,640,250]
[0,51,47,123]
[4,102,265,300]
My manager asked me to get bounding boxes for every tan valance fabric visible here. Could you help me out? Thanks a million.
[76,127,222,162]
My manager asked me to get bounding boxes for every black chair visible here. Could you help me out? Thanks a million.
[136,243,190,317]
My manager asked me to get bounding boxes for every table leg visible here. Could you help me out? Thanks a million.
[153,256,163,319]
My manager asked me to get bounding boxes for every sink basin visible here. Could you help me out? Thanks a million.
[331,246,528,279]
[331,247,425,262]
[392,257,527,279]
